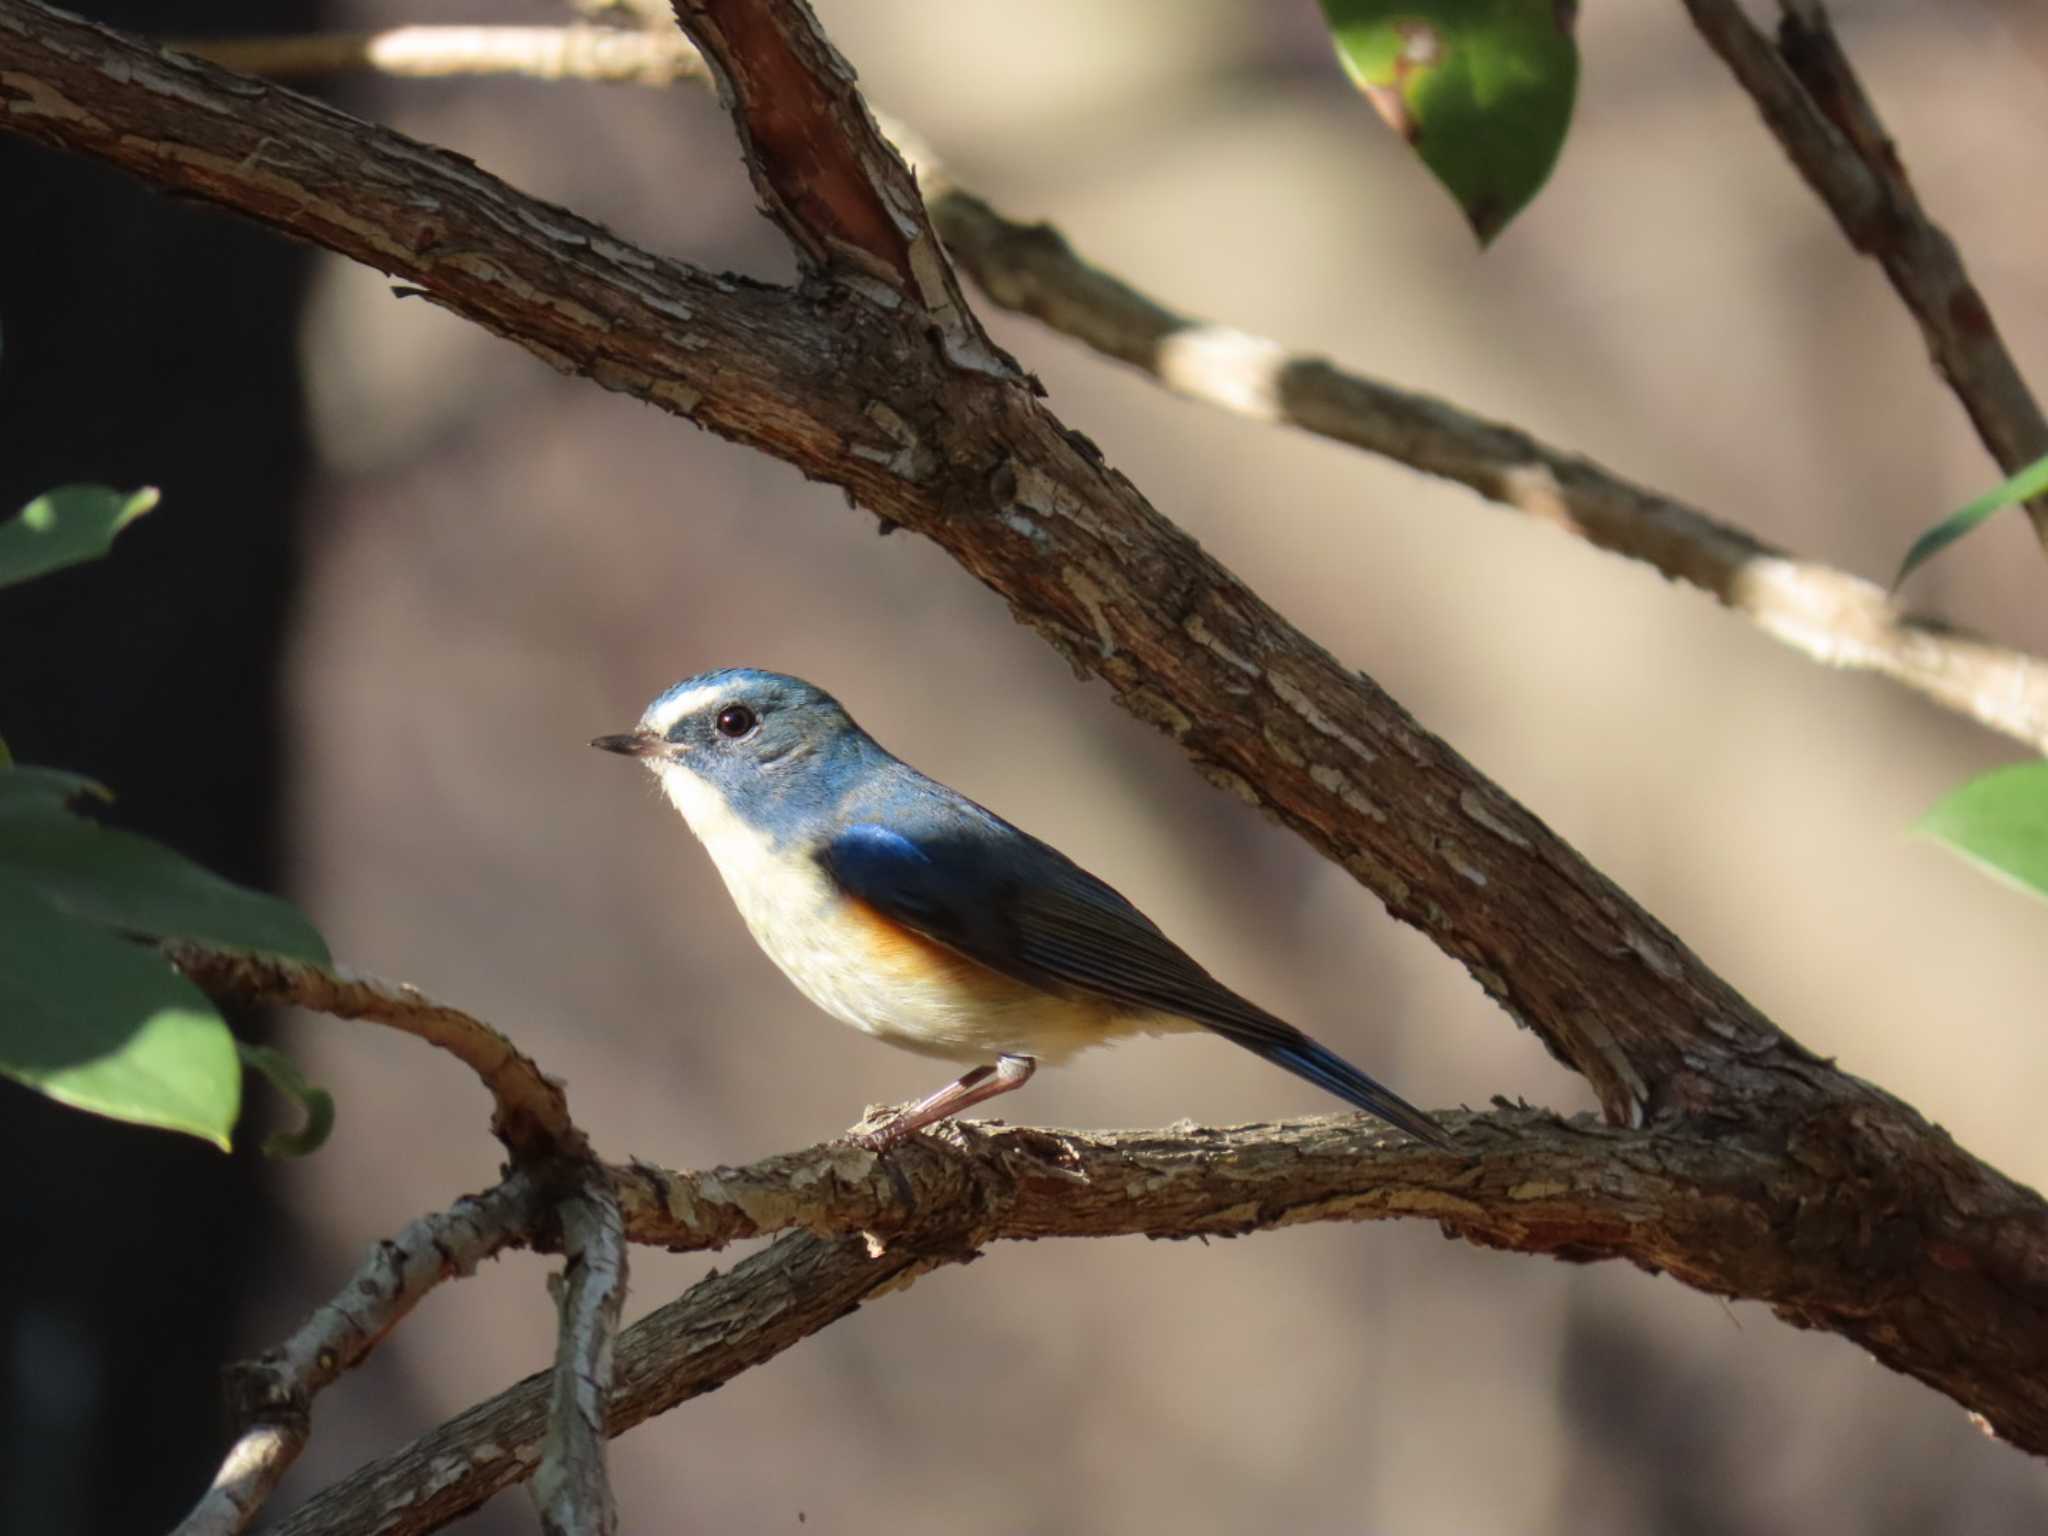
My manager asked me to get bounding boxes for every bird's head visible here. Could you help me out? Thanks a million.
[592,668,870,845]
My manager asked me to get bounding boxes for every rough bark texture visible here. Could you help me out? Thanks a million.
[271,1226,953,1536]
[250,1109,2048,1535]
[603,1113,2048,1449]
[5,0,2047,1464]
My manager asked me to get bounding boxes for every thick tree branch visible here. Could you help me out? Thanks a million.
[6,0,2044,1453]
[608,1110,2048,1448]
[166,943,588,1162]
[672,0,1008,376]
[266,1105,2048,1534]
[169,1176,541,1536]
[167,22,2048,753]
[1682,0,2048,544]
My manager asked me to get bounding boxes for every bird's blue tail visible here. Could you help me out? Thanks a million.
[1258,1037,1459,1153]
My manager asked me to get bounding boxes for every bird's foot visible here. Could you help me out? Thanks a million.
[848,1055,1036,1151]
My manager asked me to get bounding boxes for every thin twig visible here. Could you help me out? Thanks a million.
[929,190,2048,752]
[165,943,588,1161]
[533,1181,628,1536]
[154,22,2048,750]
[1682,0,2048,546]
[169,1175,541,1536]
[171,25,705,86]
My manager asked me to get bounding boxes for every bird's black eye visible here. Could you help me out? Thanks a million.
[715,704,757,739]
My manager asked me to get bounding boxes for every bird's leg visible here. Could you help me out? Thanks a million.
[855,1054,1037,1151]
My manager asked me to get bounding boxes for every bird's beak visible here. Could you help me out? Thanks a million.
[590,728,665,758]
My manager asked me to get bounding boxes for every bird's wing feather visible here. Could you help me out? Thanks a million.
[819,811,1456,1151]
[820,817,1223,1010]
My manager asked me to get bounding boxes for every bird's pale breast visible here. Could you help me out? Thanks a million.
[654,755,1149,1062]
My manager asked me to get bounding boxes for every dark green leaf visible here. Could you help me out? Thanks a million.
[0,485,159,589]
[1895,452,2048,587]
[0,797,329,963]
[0,882,239,1148]
[1918,761,2048,904]
[237,1042,336,1157]
[0,763,114,816]
[1321,0,1579,244]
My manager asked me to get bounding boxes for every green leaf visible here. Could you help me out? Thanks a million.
[237,1042,336,1157]
[0,795,329,963]
[1320,0,1579,244]
[1895,451,2048,587]
[0,882,239,1148]
[1918,761,2048,904]
[0,485,159,589]
[0,763,114,816]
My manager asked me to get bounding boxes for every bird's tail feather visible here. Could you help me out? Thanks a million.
[1256,1037,1460,1154]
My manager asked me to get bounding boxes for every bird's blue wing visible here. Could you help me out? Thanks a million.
[819,806,1454,1151]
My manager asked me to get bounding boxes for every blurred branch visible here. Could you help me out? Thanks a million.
[1682,0,2048,547]
[532,1180,628,1536]
[153,21,2048,751]
[172,24,706,86]
[169,1175,541,1536]
[931,192,2048,752]
[6,0,2046,1470]
[166,942,588,1162]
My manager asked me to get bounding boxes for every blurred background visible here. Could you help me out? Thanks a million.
[6,0,2048,1530]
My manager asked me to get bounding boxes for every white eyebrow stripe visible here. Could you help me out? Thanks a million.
[643,681,727,735]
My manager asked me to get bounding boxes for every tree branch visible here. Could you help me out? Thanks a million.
[607,1109,2048,1447]
[270,1224,956,1536]
[161,21,2048,752]
[173,23,703,86]
[263,1104,2048,1534]
[532,1180,628,1536]
[1682,0,2048,544]
[5,0,2044,1458]
[166,943,588,1162]
[168,1175,541,1536]
[929,190,2048,751]
[671,0,1008,376]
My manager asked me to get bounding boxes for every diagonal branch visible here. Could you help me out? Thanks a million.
[929,191,2048,751]
[166,942,588,1161]
[671,0,1009,376]
[161,22,2048,753]
[6,0,2045,1452]
[1682,0,2048,545]
[169,1175,542,1536]
[271,1224,961,1536]
[173,24,704,85]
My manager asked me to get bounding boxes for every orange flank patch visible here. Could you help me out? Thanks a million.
[839,899,1033,1006]
[832,897,1151,1063]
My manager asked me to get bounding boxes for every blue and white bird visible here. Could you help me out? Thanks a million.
[593,668,1455,1152]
